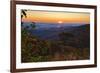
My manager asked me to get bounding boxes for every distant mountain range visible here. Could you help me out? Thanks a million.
[22,22,89,39]
[22,22,90,48]
[22,22,87,29]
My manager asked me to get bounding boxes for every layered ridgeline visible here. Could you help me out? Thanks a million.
[22,22,90,48]
[21,22,90,62]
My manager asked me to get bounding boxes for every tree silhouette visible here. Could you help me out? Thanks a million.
[21,10,27,25]
[21,10,27,18]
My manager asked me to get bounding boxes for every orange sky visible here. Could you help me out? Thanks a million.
[22,10,90,24]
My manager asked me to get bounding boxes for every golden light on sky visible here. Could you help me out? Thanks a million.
[22,10,90,24]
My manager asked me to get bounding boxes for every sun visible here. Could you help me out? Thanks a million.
[58,21,63,24]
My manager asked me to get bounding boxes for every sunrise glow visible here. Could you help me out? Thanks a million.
[22,10,90,24]
[58,21,63,24]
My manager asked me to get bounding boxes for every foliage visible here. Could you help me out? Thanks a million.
[21,28,90,62]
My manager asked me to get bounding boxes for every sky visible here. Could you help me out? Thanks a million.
[22,10,90,24]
